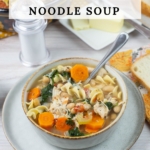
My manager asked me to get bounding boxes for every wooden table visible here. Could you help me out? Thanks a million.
[0,21,150,150]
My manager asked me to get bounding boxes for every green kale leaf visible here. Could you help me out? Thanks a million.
[41,84,53,104]
[45,70,59,85]
[67,111,75,118]
[68,127,84,137]
[66,118,75,126]
[84,98,91,104]
[50,70,59,78]
[68,77,75,84]
[105,102,114,110]
[61,71,70,79]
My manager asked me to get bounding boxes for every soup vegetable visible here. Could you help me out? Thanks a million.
[26,64,123,137]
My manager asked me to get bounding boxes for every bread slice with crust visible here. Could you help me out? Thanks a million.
[132,0,150,17]
[131,54,150,91]
[143,92,150,124]
[142,0,150,17]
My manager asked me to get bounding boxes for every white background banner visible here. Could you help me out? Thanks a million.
[9,0,141,19]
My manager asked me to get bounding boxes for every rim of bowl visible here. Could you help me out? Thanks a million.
[22,57,128,139]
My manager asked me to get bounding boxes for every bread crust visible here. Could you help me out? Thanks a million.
[0,0,8,9]
[146,117,150,124]
[131,54,150,91]
[142,1,150,17]
[131,54,150,124]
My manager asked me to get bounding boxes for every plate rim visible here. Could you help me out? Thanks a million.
[115,69,146,150]
[1,69,36,150]
[2,68,145,150]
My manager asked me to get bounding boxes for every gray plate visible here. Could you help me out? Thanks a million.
[2,70,145,150]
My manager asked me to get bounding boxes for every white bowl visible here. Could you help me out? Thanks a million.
[22,58,127,149]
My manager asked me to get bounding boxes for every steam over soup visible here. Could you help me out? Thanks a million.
[26,64,123,137]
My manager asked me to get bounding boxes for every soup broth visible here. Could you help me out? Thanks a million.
[26,64,123,137]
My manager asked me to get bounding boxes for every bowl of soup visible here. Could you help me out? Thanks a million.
[22,58,127,149]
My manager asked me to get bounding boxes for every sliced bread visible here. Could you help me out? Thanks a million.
[142,0,150,17]
[131,54,150,91]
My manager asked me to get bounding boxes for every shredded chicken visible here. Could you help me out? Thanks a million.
[104,97,118,106]
[72,116,80,128]
[49,87,69,118]
[49,99,68,119]
[93,101,109,118]
[52,87,61,100]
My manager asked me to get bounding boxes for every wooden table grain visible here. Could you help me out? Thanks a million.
[0,21,150,150]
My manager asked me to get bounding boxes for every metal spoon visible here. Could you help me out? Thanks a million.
[84,32,129,84]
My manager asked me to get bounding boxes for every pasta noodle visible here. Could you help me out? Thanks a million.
[103,75,115,84]
[112,86,119,97]
[57,65,72,72]
[72,86,81,98]
[79,88,86,99]
[117,91,122,99]
[95,75,107,84]
[57,65,65,72]
[90,88,104,104]
[53,74,67,83]
[61,82,72,95]
[26,100,34,110]
[83,84,91,89]
[27,105,49,119]
[87,67,94,73]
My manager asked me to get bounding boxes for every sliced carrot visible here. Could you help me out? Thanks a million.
[85,114,105,133]
[55,117,72,132]
[85,127,99,133]
[38,112,54,130]
[71,64,89,82]
[27,87,41,100]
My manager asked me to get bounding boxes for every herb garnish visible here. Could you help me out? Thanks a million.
[66,118,75,126]
[105,102,114,110]
[68,127,84,136]
[41,84,53,104]
[68,77,75,84]
[45,70,59,85]
[60,71,75,84]
[50,70,59,78]
[61,71,70,79]
[45,70,57,78]
[84,98,91,104]
[68,111,75,118]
